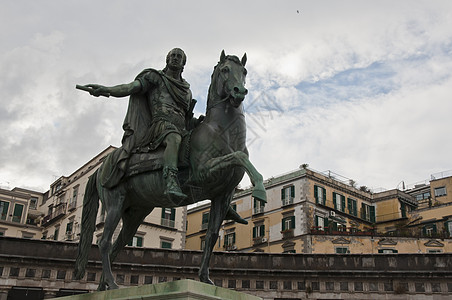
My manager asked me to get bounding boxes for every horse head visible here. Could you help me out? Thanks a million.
[207,50,248,110]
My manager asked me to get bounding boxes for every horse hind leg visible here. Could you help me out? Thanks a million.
[98,206,153,289]
[97,190,125,291]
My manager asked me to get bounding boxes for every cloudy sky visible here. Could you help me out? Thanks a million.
[1,1,452,193]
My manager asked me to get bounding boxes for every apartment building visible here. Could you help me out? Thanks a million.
[1,146,187,250]
[186,167,452,254]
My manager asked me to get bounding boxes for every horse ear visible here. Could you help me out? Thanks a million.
[220,50,226,62]
[241,53,247,66]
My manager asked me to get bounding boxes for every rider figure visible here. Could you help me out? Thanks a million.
[87,48,195,202]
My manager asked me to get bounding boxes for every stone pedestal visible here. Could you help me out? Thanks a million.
[58,279,262,300]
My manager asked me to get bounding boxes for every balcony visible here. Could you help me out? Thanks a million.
[68,201,77,212]
[41,203,66,226]
[253,206,265,215]
[282,197,294,206]
[224,244,237,251]
[201,223,209,230]
[253,236,267,245]
[161,218,175,228]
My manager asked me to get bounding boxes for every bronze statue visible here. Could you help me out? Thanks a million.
[75,50,266,290]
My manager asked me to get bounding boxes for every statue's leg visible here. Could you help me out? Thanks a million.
[200,151,266,202]
[199,193,232,284]
[98,206,152,287]
[163,133,187,201]
[97,188,125,291]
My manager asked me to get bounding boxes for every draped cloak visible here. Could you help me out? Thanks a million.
[100,68,192,188]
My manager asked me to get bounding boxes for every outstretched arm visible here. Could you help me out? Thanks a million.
[78,80,142,98]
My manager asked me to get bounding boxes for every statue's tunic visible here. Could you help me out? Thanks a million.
[100,69,192,188]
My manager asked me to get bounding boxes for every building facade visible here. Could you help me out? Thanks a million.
[1,237,451,300]
[186,167,452,254]
[1,146,187,250]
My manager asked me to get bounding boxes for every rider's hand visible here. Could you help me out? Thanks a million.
[85,84,108,97]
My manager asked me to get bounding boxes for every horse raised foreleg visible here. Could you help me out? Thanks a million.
[199,194,232,284]
[97,191,125,291]
[201,151,266,202]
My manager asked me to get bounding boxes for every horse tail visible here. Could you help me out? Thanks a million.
[75,169,100,280]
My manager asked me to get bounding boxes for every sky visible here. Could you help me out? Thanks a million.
[1,1,452,193]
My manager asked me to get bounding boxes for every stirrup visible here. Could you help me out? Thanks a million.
[163,167,187,201]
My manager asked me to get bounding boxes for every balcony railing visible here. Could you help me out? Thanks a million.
[201,222,209,230]
[253,206,265,214]
[68,201,77,211]
[41,203,66,226]
[161,218,175,228]
[281,229,294,239]
[282,197,294,206]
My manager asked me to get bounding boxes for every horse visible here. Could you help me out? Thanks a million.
[74,50,267,290]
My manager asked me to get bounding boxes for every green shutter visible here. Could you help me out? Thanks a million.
[281,188,286,200]
[324,217,329,229]
[253,226,257,238]
[445,221,450,236]
[202,212,209,224]
[369,206,376,223]
[322,188,326,205]
[0,201,9,220]
[291,215,295,229]
[290,186,295,198]
[332,222,338,231]
[137,237,143,247]
[353,201,358,216]
[361,203,366,219]
[333,192,337,209]
[341,196,346,212]
[422,226,427,236]
[161,208,165,219]
[432,224,437,233]
[232,233,236,244]
[170,208,176,221]
[314,216,318,228]
[347,198,352,214]
[260,224,265,237]
[314,185,318,203]
[282,218,286,231]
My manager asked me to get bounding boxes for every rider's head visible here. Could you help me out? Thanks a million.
[165,48,186,73]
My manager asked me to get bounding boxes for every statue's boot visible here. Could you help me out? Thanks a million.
[225,206,248,224]
[163,166,188,203]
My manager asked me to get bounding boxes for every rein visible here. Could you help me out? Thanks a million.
[206,94,231,112]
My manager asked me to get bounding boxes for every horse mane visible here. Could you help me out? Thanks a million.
[206,55,243,111]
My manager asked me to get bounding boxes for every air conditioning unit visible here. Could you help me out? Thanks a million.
[330,211,336,217]
[262,237,268,243]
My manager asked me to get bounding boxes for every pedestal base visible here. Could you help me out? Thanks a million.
[58,279,262,300]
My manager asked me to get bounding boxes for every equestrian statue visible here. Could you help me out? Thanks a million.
[74,48,266,290]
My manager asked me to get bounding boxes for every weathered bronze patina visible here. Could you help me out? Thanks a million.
[75,50,266,290]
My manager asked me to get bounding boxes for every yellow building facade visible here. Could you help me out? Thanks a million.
[186,167,452,254]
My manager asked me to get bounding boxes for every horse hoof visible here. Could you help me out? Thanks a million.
[252,188,266,203]
[200,277,214,285]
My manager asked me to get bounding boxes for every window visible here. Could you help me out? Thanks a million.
[12,203,24,223]
[335,247,349,254]
[423,224,437,237]
[224,232,236,247]
[41,231,47,240]
[66,221,74,234]
[446,221,452,238]
[281,186,295,206]
[314,185,326,205]
[0,201,9,220]
[378,249,398,253]
[347,198,357,216]
[128,236,143,247]
[434,186,447,197]
[54,226,60,240]
[253,224,265,238]
[333,192,346,212]
[29,197,38,210]
[161,240,172,249]
[161,208,175,228]
[314,215,328,231]
[428,249,442,253]
[200,237,206,250]
[254,198,265,214]
[281,216,295,231]
[400,203,407,218]
[361,203,375,223]
[415,191,430,201]
[201,212,209,230]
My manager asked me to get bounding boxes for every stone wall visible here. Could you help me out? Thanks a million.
[1,236,451,299]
